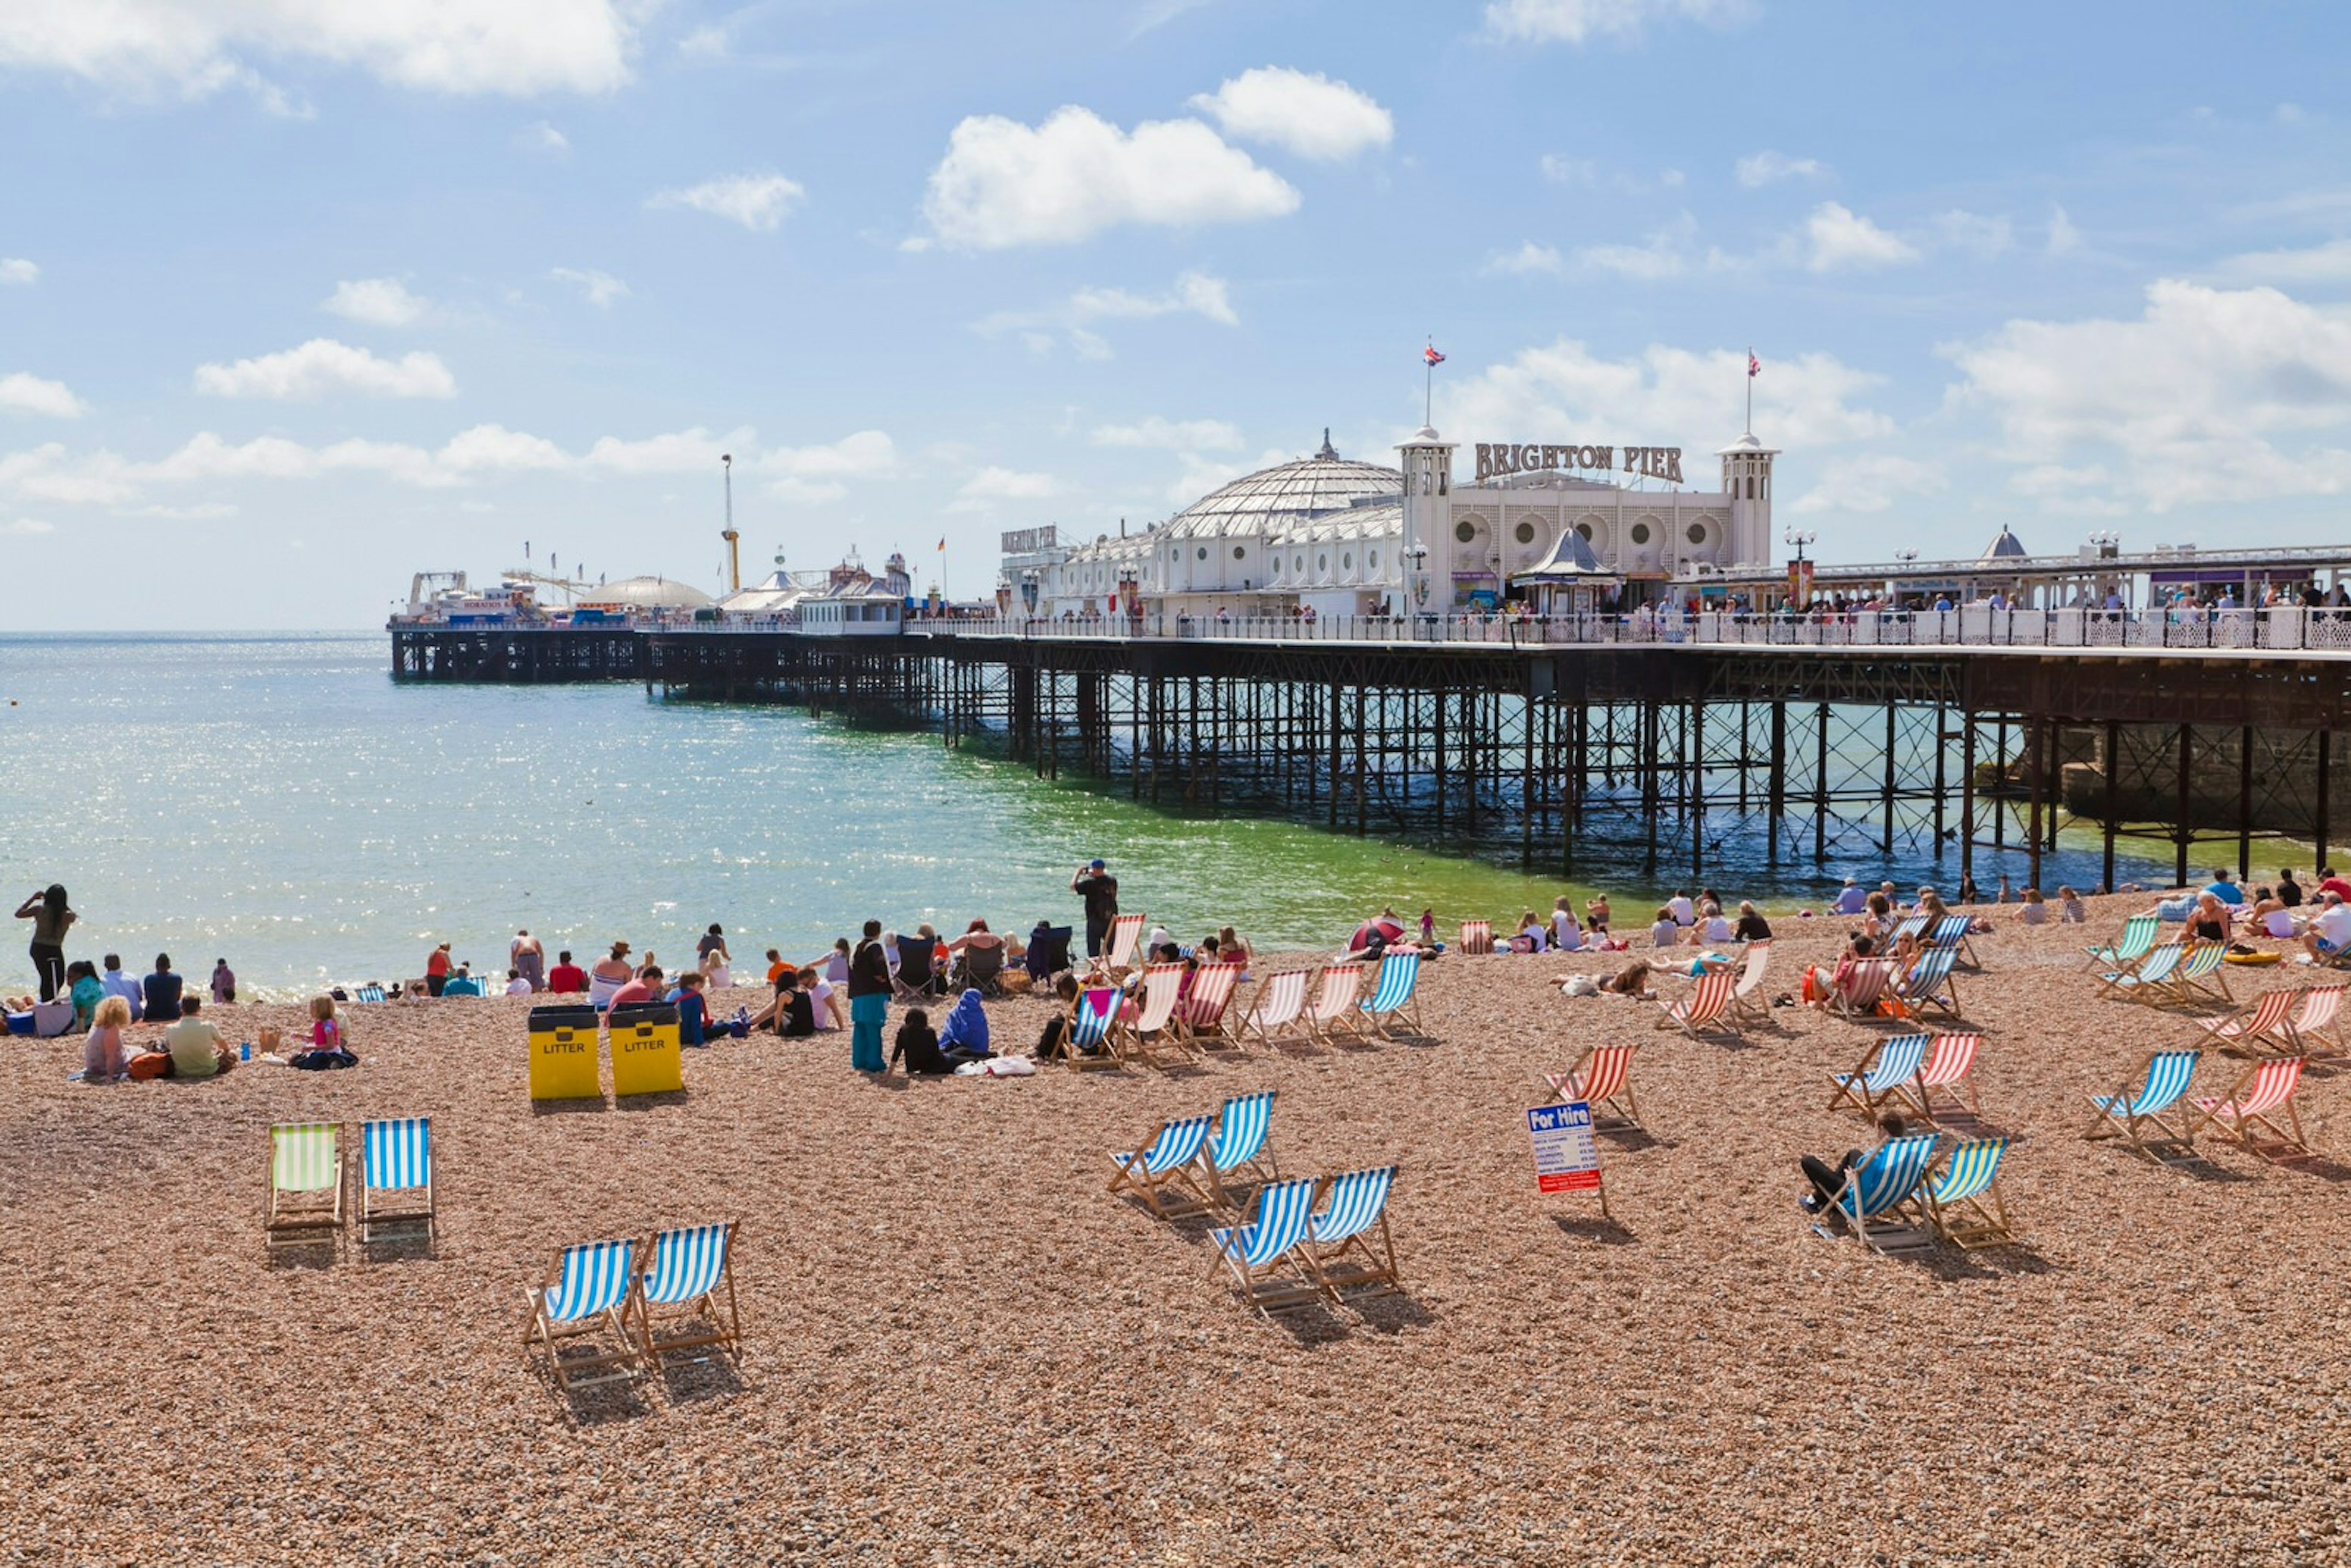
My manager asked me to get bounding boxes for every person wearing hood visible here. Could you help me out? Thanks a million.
[937,988,994,1067]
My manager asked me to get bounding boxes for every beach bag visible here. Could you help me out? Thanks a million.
[126,1050,171,1081]
[1801,966,1824,1005]
[1876,996,1911,1020]
[257,1026,283,1053]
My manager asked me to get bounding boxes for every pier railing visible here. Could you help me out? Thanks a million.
[900,606,2351,655]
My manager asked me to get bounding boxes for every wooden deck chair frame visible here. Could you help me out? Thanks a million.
[2201,989,2300,1058]
[524,1239,643,1392]
[1103,912,1147,975]
[1922,1138,2016,1250]
[1929,915,1981,970]
[1234,969,1311,1050]
[636,1221,744,1368]
[1358,950,1425,1040]
[1207,1178,1323,1315]
[1112,963,1191,1067]
[359,1116,436,1248]
[1195,1092,1280,1215]
[265,1122,345,1252]
[1060,985,1128,1071]
[2084,914,2160,975]
[1545,1045,1642,1131]
[1108,1116,1218,1218]
[1655,969,1741,1041]
[1725,940,1775,1029]
[1828,958,1894,1020]
[1897,950,1962,1022]
[1825,1033,1930,1120]
[1302,964,1368,1046]
[2162,942,2233,1008]
[1825,1134,1941,1257]
[2083,1049,2202,1164]
[1908,1033,1986,1126]
[1458,919,1493,956]
[2097,939,2184,1000]
[2289,985,2348,1061]
[2188,1056,2313,1160]
[1176,961,1245,1052]
[1305,1168,1402,1303]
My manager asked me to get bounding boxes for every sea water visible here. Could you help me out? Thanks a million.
[0,634,2172,996]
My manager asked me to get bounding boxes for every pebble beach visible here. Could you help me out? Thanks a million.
[4,890,2346,1565]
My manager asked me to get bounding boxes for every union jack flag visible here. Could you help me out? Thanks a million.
[1424,343,1445,367]
[1748,350,1761,378]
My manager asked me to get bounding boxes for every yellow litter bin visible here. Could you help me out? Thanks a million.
[609,1003,683,1096]
[528,1004,604,1101]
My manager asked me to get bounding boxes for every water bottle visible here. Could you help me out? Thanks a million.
[240,1041,252,1061]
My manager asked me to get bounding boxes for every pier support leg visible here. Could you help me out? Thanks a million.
[2237,724,2254,882]
[1960,716,1977,888]
[2102,719,2120,895]
[2175,724,2194,888]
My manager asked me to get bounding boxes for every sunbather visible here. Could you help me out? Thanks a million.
[1799,1112,1910,1214]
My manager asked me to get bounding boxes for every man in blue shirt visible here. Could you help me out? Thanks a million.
[1832,877,1869,916]
[2203,870,2245,906]
[140,953,184,1024]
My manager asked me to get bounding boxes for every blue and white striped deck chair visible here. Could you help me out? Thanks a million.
[2084,1049,2202,1163]
[1888,914,1929,950]
[359,1117,435,1248]
[1198,1092,1279,1212]
[1897,948,1961,1020]
[1358,950,1425,1038]
[1923,1138,2015,1250]
[1108,1114,1215,1218]
[637,1221,743,1367]
[354,985,388,1004]
[1307,1165,1401,1302]
[1207,1177,1322,1313]
[1827,1133,1941,1255]
[1062,985,1125,1070]
[2099,939,2183,1000]
[1929,915,1979,968]
[1826,1033,1931,1119]
[526,1237,642,1390]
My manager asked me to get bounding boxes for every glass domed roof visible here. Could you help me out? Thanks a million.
[1161,431,1401,539]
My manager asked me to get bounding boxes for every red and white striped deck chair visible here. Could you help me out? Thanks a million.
[1655,969,1741,1040]
[1908,1032,1985,1125]
[1177,961,1245,1051]
[1103,913,1147,976]
[1458,919,1493,956]
[1726,940,1774,1027]
[1235,969,1311,1049]
[2289,985,2347,1061]
[2189,1056,2312,1159]
[1543,1045,1641,1130]
[1114,962,1188,1068]
[1301,963,1367,1045]
[2199,988,2299,1058]
[1828,958,1894,1019]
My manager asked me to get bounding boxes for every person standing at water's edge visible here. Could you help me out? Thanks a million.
[424,942,452,997]
[16,884,74,1003]
[848,920,890,1073]
[511,929,545,992]
[1071,859,1119,959]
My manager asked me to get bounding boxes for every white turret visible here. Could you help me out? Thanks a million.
[1397,425,1454,610]
[1718,432,1778,567]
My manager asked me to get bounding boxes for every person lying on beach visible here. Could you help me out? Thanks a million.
[80,996,132,1082]
[290,995,358,1070]
[1799,1112,1909,1215]
[888,1008,953,1076]
[1601,962,1652,998]
[163,996,235,1078]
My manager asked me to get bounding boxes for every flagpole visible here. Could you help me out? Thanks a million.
[1745,346,1753,434]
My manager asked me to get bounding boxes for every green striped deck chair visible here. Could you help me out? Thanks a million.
[1923,1138,2015,1250]
[2084,914,2158,975]
[2167,940,2233,1008]
[265,1122,345,1251]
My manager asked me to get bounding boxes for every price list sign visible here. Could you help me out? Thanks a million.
[1528,1101,1606,1211]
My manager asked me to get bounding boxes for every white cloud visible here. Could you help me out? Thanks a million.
[520,120,569,153]
[1069,271,1237,326]
[1483,242,1567,279]
[921,107,1299,249]
[1788,454,1948,516]
[438,424,567,473]
[1484,0,1752,45]
[550,266,629,307]
[759,429,897,502]
[1537,154,1680,193]
[649,172,804,231]
[0,258,36,285]
[677,24,730,60]
[2216,238,2351,284]
[2,517,54,535]
[1131,0,1217,36]
[1932,209,2012,259]
[193,338,457,399]
[1187,67,1392,162]
[1801,201,1919,272]
[0,1,637,99]
[1576,217,1712,280]
[1090,416,1244,451]
[1945,279,2351,510]
[1441,337,1894,452]
[585,426,744,475]
[321,277,429,328]
[948,466,1057,510]
[0,442,138,504]
[0,372,89,418]
[1735,150,1826,187]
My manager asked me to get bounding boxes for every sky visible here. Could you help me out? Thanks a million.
[7,0,2351,628]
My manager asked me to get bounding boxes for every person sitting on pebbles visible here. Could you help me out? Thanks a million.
[162,995,236,1078]
[1799,1111,1910,1216]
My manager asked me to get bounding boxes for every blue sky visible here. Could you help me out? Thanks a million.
[6,0,2351,627]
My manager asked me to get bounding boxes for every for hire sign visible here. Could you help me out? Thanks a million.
[1474,442,1684,486]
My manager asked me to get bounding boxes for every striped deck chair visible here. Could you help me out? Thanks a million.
[2099,939,2184,1000]
[1177,961,1245,1051]
[1828,958,1894,1019]
[525,1238,641,1391]
[1655,969,1741,1040]
[266,1122,345,1251]
[2200,988,2300,1057]
[1726,940,1774,1028]
[1234,969,1310,1049]
[1897,948,1961,1021]
[1827,1033,1930,1119]
[1114,963,1190,1067]
[354,985,388,1003]
[2190,1056,2311,1159]
[2085,913,2159,975]
[2084,1049,2202,1163]
[1307,1166,1401,1302]
[1824,1133,1941,1255]
[2289,984,2347,1060]
[1544,1045,1640,1130]
[1888,915,1929,950]
[1198,1092,1278,1212]
[636,1221,743,1367]
[1103,912,1147,975]
[1302,963,1366,1045]
[1922,1138,2015,1250]
[1207,1177,1322,1313]
[440,974,483,998]
[1929,915,1979,968]
[1910,1033,1985,1125]
[1108,1114,1216,1218]
[1359,950,1425,1038]
[359,1117,435,1248]
[1458,920,1493,956]
[1060,985,1125,1070]
[2169,941,2233,1008]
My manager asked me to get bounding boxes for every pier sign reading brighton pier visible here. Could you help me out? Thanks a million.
[1474,442,1682,486]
